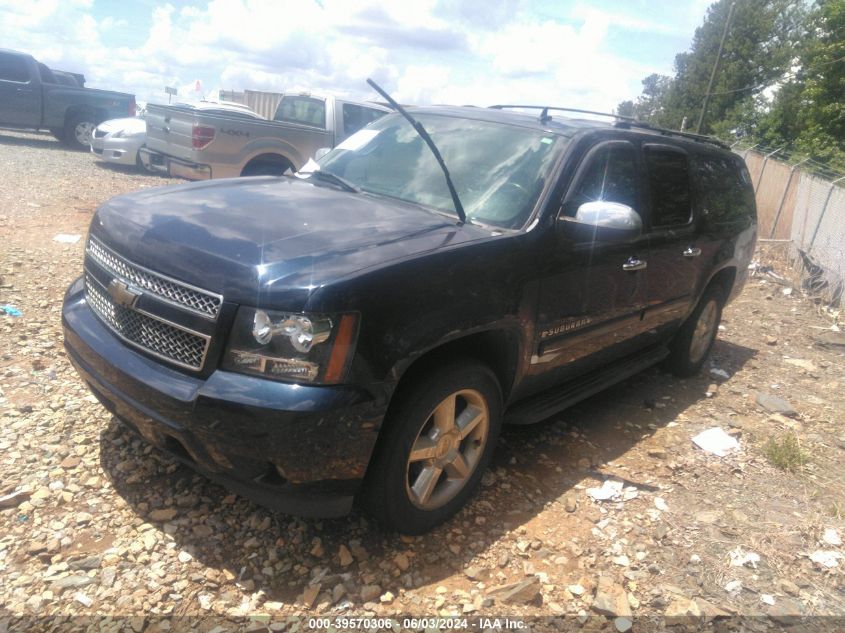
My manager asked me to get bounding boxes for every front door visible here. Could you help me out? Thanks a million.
[0,53,39,128]
[526,140,650,394]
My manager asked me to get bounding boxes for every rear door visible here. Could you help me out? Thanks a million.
[0,52,39,127]
[641,144,702,336]
[528,139,650,392]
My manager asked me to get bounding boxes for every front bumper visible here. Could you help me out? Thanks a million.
[62,277,384,518]
[139,147,211,180]
[90,135,142,166]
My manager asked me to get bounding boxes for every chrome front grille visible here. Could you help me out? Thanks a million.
[87,236,222,320]
[84,275,210,371]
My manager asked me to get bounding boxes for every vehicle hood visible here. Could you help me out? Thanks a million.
[96,117,145,134]
[90,176,492,306]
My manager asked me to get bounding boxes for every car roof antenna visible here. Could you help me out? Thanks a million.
[366,78,466,225]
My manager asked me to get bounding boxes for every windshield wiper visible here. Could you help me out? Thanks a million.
[366,78,466,225]
[307,169,361,193]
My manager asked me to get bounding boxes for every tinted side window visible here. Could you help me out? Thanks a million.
[342,104,385,137]
[692,154,756,223]
[274,96,326,128]
[645,146,692,227]
[564,143,638,215]
[0,53,30,83]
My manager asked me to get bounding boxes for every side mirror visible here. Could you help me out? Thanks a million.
[314,147,331,160]
[560,201,642,242]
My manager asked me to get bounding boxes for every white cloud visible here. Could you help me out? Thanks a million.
[0,0,700,112]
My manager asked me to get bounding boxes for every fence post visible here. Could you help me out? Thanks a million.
[770,157,810,238]
[754,147,782,193]
[808,175,845,252]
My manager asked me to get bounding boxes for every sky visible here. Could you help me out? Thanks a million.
[0,0,714,111]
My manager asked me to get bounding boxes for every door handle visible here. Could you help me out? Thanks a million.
[622,257,647,271]
[683,246,702,257]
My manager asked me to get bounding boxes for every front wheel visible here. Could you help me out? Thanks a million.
[362,360,502,534]
[63,114,97,150]
[665,285,724,377]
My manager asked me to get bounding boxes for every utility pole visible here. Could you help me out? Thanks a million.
[695,1,736,134]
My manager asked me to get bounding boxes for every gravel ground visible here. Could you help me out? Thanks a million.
[1,129,844,632]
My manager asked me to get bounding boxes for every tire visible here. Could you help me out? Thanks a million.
[665,284,724,377]
[63,113,97,150]
[362,359,502,534]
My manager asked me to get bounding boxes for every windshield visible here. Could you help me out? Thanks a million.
[316,113,566,229]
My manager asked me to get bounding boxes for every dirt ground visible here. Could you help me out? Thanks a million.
[0,129,843,632]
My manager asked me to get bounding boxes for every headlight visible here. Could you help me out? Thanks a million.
[221,307,358,384]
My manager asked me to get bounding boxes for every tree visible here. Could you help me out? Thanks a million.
[795,0,845,170]
[619,0,808,134]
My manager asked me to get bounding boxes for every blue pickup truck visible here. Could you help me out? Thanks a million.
[0,49,136,149]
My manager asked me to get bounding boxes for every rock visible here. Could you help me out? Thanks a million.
[755,392,797,417]
[394,553,410,572]
[694,598,732,620]
[299,583,321,608]
[776,578,800,596]
[767,597,804,625]
[60,456,81,469]
[614,617,633,633]
[68,555,102,570]
[149,508,177,522]
[360,585,381,602]
[497,552,509,567]
[563,493,578,512]
[310,538,324,558]
[380,591,394,604]
[487,577,541,605]
[52,574,94,590]
[338,545,353,567]
[665,597,702,622]
[612,555,630,567]
[76,511,93,525]
[591,576,631,618]
[567,584,585,596]
[27,542,47,555]
[178,551,193,563]
[0,489,31,508]
[464,565,486,581]
[74,592,93,607]
[765,335,778,345]
[647,447,667,459]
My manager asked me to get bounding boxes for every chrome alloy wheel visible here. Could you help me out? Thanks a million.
[689,299,718,364]
[74,121,96,146]
[405,389,489,510]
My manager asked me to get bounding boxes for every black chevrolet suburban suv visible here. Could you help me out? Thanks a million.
[62,101,756,533]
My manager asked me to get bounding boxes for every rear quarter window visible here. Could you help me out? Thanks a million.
[692,153,756,224]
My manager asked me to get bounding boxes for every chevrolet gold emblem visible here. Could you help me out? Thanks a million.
[107,279,142,309]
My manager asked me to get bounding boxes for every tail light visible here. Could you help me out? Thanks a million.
[192,125,215,150]
[128,96,136,117]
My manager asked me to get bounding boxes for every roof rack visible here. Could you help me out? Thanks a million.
[487,104,729,150]
[489,104,634,123]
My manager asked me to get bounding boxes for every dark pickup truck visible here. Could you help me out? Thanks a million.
[62,100,756,534]
[0,49,135,149]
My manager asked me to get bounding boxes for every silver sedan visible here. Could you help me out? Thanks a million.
[90,117,147,167]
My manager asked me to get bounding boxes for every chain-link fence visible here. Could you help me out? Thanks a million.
[735,143,844,306]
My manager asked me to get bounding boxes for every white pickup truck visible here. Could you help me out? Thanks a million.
[140,93,388,179]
